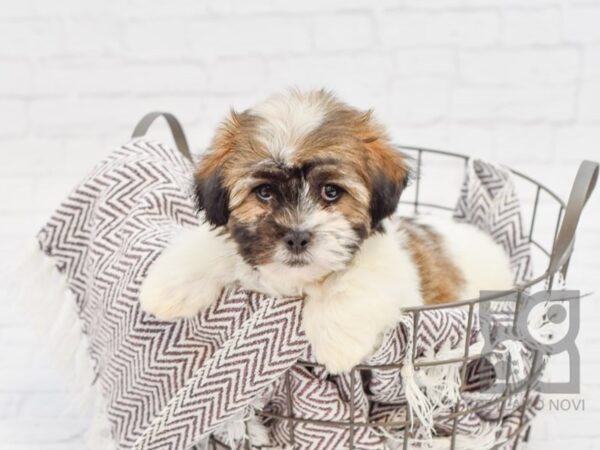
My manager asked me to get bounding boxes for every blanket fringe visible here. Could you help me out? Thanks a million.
[401,361,434,434]
[384,420,499,449]
[399,313,485,442]
[415,339,485,410]
[5,240,114,450]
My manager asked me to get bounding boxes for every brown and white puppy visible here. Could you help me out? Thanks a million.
[140,89,513,373]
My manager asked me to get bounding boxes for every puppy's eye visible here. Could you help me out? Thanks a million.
[321,184,342,202]
[255,184,273,201]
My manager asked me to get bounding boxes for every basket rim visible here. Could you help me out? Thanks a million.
[393,145,566,313]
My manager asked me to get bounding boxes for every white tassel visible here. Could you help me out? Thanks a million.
[397,311,487,443]
[397,313,435,437]
[415,340,485,411]
[401,361,434,436]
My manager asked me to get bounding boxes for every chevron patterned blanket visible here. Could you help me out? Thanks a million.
[34,139,541,450]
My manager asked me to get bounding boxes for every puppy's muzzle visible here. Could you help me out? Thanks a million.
[283,230,312,254]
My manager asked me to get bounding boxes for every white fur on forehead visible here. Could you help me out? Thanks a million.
[250,90,334,163]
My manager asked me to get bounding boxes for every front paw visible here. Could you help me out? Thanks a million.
[302,289,382,374]
[304,319,379,374]
[139,273,224,321]
[139,227,233,321]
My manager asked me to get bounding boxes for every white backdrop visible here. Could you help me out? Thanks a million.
[0,0,599,449]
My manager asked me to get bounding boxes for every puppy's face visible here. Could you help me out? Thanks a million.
[195,90,410,282]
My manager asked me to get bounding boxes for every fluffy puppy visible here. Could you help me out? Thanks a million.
[140,89,513,373]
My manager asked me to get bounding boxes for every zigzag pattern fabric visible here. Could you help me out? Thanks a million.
[37,140,308,449]
[453,159,533,286]
[36,139,540,449]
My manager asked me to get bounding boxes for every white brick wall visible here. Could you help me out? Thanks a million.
[0,0,598,448]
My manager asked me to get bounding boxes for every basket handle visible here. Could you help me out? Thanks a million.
[131,112,193,162]
[547,160,599,277]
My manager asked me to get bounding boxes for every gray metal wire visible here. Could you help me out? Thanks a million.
[202,146,583,449]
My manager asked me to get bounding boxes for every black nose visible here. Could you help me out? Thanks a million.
[283,230,311,254]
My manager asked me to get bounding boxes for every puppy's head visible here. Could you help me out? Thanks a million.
[195,89,411,281]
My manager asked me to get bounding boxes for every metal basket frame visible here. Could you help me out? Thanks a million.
[133,113,599,450]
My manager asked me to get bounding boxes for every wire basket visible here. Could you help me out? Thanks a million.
[134,113,598,450]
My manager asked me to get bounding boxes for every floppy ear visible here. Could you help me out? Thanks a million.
[194,110,242,227]
[194,168,229,226]
[359,114,412,227]
[368,163,410,227]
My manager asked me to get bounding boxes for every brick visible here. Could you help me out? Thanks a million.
[582,46,600,80]
[0,325,39,346]
[438,125,495,158]
[207,58,267,93]
[314,14,375,51]
[19,393,81,418]
[389,78,451,124]
[564,6,600,43]
[115,0,209,18]
[492,125,556,163]
[193,94,257,139]
[32,174,82,213]
[5,443,87,450]
[187,17,311,56]
[394,48,456,76]
[28,98,199,138]
[0,62,33,96]
[64,19,121,55]
[0,340,34,368]
[450,85,576,122]
[387,125,449,152]
[62,138,111,174]
[465,0,564,4]
[579,80,600,121]
[265,54,393,100]
[0,139,65,175]
[501,8,562,45]
[0,20,66,57]
[381,11,500,47]
[0,418,88,444]
[0,288,17,322]
[34,62,209,96]
[31,0,111,16]
[386,0,466,8]
[123,19,188,58]
[0,393,22,419]
[459,48,580,85]
[2,0,34,18]
[0,101,28,137]
[124,64,210,96]
[0,368,68,393]
[31,94,203,142]
[29,99,126,137]
[0,178,36,213]
[208,0,382,14]
[407,158,468,209]
[555,126,600,162]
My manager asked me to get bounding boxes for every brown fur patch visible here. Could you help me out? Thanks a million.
[195,110,268,190]
[399,218,465,305]
[293,107,411,197]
